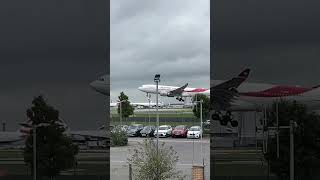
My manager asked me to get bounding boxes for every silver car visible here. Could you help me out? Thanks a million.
[154,125,172,137]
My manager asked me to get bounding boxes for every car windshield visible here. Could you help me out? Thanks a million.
[190,127,200,131]
[175,126,185,130]
[159,126,168,130]
[143,126,151,130]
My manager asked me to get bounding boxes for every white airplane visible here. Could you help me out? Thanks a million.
[137,69,251,101]
[138,84,209,102]
[90,75,109,96]
[90,70,320,128]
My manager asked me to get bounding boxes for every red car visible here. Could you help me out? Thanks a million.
[172,125,188,138]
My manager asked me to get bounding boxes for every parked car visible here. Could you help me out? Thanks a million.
[126,124,144,137]
[140,126,155,137]
[172,125,188,138]
[154,125,172,137]
[187,126,202,139]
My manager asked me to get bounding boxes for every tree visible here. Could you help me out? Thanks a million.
[264,100,320,179]
[128,139,185,180]
[192,94,210,119]
[24,96,79,179]
[117,92,134,121]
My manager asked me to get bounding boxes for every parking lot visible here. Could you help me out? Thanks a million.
[111,136,210,180]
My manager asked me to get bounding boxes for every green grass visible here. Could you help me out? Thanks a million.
[110,108,195,118]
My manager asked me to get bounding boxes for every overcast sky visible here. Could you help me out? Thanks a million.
[0,1,108,130]
[110,0,210,103]
[213,0,320,87]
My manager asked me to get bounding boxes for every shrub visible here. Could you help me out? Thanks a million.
[128,138,185,180]
[111,127,128,146]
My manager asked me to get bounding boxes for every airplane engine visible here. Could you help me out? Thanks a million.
[159,91,174,97]
[159,91,168,96]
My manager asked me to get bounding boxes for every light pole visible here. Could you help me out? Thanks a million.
[147,93,151,125]
[200,100,203,165]
[33,124,36,180]
[194,99,204,165]
[23,122,50,180]
[266,120,296,180]
[154,74,160,178]
[118,100,126,126]
[290,120,294,180]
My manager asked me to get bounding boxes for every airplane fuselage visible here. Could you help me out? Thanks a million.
[139,82,320,111]
[138,84,209,97]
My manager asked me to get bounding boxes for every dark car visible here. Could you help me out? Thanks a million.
[172,125,188,138]
[140,126,155,137]
[126,124,144,137]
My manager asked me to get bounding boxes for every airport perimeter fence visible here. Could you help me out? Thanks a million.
[125,117,198,123]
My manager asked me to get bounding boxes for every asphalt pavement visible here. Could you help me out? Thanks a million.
[111,137,210,180]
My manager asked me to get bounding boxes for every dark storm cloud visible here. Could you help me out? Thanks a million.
[111,0,210,102]
[213,0,320,86]
[0,1,108,130]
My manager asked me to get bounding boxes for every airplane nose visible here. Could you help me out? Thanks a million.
[89,81,97,90]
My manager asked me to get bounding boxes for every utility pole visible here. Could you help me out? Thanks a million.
[200,100,203,166]
[148,93,151,125]
[193,99,204,165]
[276,102,280,158]
[154,74,160,179]
[290,119,294,180]
[118,99,127,126]
[120,101,122,126]
[33,124,36,180]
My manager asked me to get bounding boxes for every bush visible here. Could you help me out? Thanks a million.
[111,127,128,146]
[128,138,185,180]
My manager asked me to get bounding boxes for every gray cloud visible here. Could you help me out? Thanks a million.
[0,1,108,130]
[111,0,210,102]
[213,0,320,87]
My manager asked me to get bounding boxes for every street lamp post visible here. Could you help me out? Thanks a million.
[120,101,122,126]
[154,74,160,179]
[118,100,127,126]
[290,120,294,180]
[28,122,50,180]
[33,124,36,180]
[200,100,203,165]
[261,118,296,180]
[194,99,204,165]
[147,93,151,125]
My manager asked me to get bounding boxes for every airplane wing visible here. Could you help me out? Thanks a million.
[168,83,188,96]
[211,68,250,110]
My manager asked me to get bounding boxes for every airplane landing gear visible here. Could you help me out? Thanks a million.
[212,111,239,127]
[176,97,184,102]
[230,120,239,127]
